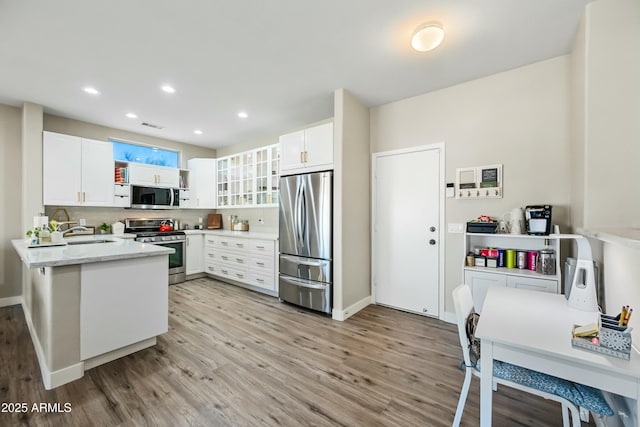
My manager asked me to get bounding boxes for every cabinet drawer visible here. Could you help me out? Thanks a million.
[204,263,218,275]
[218,251,248,268]
[506,275,558,293]
[247,272,275,290]
[250,239,274,255]
[114,184,130,196]
[214,236,249,252]
[215,265,248,282]
[113,195,130,207]
[248,255,275,274]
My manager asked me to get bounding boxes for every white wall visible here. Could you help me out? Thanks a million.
[333,89,371,315]
[582,0,640,228]
[371,56,572,314]
[0,104,23,300]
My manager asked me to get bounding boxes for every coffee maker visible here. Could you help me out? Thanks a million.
[525,205,552,235]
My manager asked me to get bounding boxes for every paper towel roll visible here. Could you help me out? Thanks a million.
[33,216,48,229]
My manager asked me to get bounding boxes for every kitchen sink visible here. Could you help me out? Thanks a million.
[66,239,115,245]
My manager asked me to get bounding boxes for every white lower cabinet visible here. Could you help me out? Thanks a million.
[186,234,204,275]
[465,271,507,313]
[203,233,277,295]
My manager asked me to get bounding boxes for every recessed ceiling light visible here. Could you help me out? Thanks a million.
[237,111,248,119]
[125,113,138,119]
[411,23,445,52]
[194,129,203,135]
[161,85,176,93]
[83,87,100,95]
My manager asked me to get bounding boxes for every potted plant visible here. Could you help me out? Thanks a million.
[98,222,110,234]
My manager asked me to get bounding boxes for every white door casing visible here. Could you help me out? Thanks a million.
[372,143,444,317]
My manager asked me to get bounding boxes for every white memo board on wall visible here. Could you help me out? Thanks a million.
[456,164,503,199]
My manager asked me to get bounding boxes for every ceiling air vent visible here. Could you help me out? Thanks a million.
[141,122,164,130]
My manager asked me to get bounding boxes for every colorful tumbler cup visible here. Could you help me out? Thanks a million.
[505,249,516,268]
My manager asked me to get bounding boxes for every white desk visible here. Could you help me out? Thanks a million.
[475,287,640,426]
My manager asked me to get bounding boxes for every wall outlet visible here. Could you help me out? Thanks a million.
[258,218,264,224]
[198,217,203,224]
[79,218,86,226]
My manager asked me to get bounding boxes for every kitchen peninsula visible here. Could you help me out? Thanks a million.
[12,236,174,389]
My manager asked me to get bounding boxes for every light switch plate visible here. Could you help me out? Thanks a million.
[448,223,464,233]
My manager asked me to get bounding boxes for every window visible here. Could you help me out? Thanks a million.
[110,140,179,168]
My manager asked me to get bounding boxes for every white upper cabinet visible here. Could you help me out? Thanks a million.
[128,163,179,188]
[43,131,114,207]
[279,122,333,175]
[187,158,216,209]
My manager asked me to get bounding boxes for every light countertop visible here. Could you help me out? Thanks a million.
[578,228,640,250]
[182,229,278,240]
[12,235,174,268]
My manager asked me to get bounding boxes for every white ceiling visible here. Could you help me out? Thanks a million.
[0,0,591,149]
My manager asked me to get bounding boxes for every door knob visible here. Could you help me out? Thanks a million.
[429,239,436,245]
[429,226,436,232]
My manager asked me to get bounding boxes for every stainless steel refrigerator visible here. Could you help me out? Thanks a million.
[279,171,332,314]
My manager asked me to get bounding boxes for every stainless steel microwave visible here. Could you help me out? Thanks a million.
[129,185,179,209]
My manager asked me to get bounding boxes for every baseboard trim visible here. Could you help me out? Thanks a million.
[332,295,371,321]
[22,303,85,390]
[0,295,22,307]
[440,311,457,324]
[84,337,156,370]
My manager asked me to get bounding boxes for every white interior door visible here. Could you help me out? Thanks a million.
[373,146,441,317]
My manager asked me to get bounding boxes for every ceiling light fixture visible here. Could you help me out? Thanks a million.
[83,87,100,95]
[125,113,137,119]
[411,22,445,52]
[237,111,248,119]
[194,129,203,135]
[161,85,176,93]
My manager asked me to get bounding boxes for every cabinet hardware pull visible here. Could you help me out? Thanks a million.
[208,267,214,271]
[222,256,228,260]
[221,269,228,274]
[256,262,265,266]
[300,152,304,163]
[256,246,265,249]
[236,273,244,278]
[256,278,264,283]
[208,253,214,257]
[236,243,243,247]
[304,151,308,163]
[77,192,81,202]
[236,258,243,262]
[222,242,228,245]
[83,192,86,202]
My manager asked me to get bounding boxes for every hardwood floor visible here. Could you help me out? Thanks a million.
[0,278,588,426]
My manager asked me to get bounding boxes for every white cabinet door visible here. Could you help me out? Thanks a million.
[156,166,179,188]
[186,234,204,275]
[279,130,306,173]
[465,270,507,313]
[305,122,333,170]
[279,123,333,175]
[129,163,179,188]
[187,158,216,208]
[43,131,82,206]
[81,139,114,206]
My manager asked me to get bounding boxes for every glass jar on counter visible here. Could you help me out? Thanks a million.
[537,249,556,275]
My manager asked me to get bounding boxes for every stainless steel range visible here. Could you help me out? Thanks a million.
[125,218,186,285]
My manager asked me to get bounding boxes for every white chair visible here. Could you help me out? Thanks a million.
[452,284,581,427]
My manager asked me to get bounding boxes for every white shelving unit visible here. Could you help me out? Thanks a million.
[464,229,564,312]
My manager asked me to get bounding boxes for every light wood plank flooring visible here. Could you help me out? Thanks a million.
[0,278,590,426]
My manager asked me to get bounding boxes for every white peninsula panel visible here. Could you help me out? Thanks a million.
[80,256,168,360]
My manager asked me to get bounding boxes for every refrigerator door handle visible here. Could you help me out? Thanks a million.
[295,181,304,252]
[280,254,328,267]
[281,275,328,290]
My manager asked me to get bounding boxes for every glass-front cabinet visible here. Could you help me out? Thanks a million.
[217,158,229,206]
[216,143,279,208]
[256,144,280,205]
